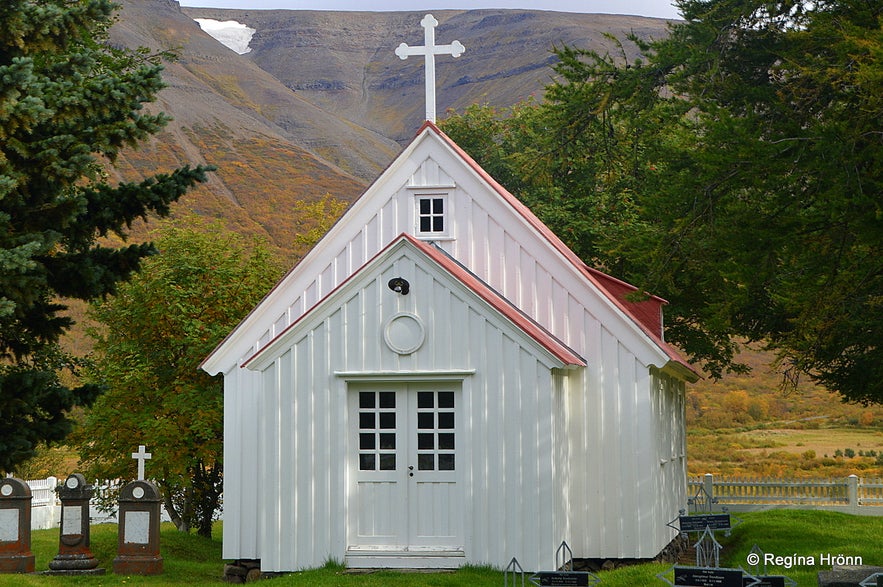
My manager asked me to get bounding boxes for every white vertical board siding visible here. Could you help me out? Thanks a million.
[564,363,685,559]
[458,344,561,570]
[248,246,567,571]
[258,330,349,571]
[652,369,688,548]
[562,308,672,559]
[221,365,262,561]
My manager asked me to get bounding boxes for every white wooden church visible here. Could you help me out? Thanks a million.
[202,14,697,574]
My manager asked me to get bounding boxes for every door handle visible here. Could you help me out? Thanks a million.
[408,465,414,477]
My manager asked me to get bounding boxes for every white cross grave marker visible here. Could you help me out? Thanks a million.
[395,14,465,123]
[132,445,152,481]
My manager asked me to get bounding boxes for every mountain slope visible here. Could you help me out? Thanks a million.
[182,8,672,143]
[106,0,402,259]
[107,1,670,257]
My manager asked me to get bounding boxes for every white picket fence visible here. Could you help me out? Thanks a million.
[21,477,134,530]
[688,473,883,516]
[26,476,60,530]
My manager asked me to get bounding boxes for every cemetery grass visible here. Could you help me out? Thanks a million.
[3,511,880,586]
[0,522,224,585]
[716,510,883,587]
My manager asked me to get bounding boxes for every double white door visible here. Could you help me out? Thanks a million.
[347,382,462,551]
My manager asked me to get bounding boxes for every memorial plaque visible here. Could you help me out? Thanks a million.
[679,513,731,533]
[123,511,151,545]
[62,506,82,536]
[533,571,591,586]
[0,511,18,543]
[674,566,743,587]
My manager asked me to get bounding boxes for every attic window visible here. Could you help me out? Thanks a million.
[415,194,449,238]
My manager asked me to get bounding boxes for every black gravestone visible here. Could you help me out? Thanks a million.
[113,480,163,575]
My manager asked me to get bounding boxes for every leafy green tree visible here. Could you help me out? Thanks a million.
[292,194,351,253]
[0,0,213,471]
[443,0,883,403]
[75,222,284,537]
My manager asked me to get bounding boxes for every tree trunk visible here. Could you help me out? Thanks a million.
[160,481,190,533]
[193,461,223,538]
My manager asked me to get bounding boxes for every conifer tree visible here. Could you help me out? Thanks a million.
[0,0,212,470]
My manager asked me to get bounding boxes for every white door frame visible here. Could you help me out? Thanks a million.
[345,380,465,566]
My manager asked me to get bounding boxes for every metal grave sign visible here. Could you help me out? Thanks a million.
[530,571,591,586]
[673,566,743,587]
[526,541,600,587]
[679,513,731,533]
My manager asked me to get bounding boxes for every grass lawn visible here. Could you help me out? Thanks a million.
[2,511,880,586]
[717,510,883,586]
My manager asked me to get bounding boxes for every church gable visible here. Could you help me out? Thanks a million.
[204,122,691,380]
[244,234,583,373]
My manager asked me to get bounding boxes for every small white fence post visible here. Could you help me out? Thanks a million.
[47,476,58,506]
[847,474,859,514]
[704,473,715,510]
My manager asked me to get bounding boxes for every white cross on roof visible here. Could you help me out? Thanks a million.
[395,14,465,123]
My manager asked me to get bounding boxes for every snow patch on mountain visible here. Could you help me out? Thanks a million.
[194,18,256,54]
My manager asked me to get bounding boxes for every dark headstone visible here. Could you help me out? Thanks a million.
[113,480,163,575]
[0,478,35,573]
[46,474,105,575]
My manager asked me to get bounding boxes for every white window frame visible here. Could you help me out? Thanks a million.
[413,193,452,240]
